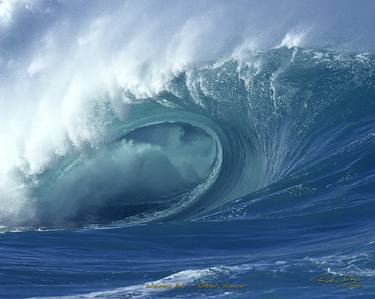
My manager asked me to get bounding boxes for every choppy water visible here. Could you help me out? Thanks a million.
[1,1,375,298]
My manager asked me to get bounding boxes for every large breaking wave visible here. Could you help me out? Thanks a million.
[0,0,375,231]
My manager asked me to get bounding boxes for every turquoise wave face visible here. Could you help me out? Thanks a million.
[19,122,219,227]
[2,47,374,230]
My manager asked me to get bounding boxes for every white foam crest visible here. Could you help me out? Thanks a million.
[0,1,240,178]
[278,31,308,49]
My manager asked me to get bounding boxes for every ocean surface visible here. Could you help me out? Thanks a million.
[1,1,375,298]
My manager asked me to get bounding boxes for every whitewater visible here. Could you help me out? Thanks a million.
[1,0,375,298]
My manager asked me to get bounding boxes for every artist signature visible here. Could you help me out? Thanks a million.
[311,273,361,289]
[145,281,246,289]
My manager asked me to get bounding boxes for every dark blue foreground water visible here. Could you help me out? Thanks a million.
[1,219,375,298]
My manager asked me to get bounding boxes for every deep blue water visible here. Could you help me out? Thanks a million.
[2,220,375,298]
[1,1,375,298]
